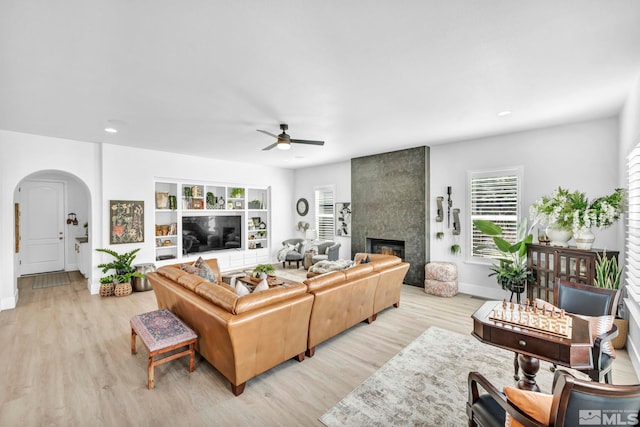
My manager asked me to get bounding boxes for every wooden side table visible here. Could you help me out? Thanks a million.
[303,250,315,269]
[130,308,198,389]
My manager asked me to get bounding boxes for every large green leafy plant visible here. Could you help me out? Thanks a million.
[96,248,145,284]
[473,219,533,301]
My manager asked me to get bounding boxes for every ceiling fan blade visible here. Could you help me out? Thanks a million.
[262,142,278,151]
[257,129,279,138]
[291,139,325,146]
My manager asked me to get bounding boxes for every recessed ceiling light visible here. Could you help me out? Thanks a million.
[104,127,118,133]
[497,111,512,117]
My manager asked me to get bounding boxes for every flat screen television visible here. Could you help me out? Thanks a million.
[182,215,242,254]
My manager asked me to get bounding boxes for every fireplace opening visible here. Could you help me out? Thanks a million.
[366,238,405,259]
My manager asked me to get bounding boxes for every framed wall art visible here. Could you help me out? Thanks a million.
[110,200,144,244]
[335,202,351,237]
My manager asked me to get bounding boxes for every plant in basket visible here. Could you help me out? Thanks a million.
[96,248,145,297]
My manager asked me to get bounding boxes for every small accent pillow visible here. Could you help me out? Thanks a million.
[235,280,250,296]
[229,276,237,290]
[360,255,370,264]
[504,386,553,427]
[180,263,198,275]
[193,257,217,284]
[253,279,269,293]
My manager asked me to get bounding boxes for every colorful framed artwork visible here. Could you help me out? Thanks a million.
[110,200,144,244]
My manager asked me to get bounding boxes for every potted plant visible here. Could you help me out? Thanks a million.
[229,187,245,198]
[248,199,262,209]
[253,263,275,279]
[594,251,627,348]
[96,248,145,297]
[473,218,534,303]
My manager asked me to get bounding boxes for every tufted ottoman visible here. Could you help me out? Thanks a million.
[424,262,458,297]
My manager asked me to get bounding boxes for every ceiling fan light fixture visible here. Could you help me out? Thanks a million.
[277,141,291,150]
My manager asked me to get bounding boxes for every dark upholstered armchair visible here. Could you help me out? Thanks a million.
[280,238,306,268]
[468,370,640,427]
[311,241,341,264]
[554,279,620,384]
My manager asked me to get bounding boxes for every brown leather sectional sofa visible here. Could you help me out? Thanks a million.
[146,254,409,395]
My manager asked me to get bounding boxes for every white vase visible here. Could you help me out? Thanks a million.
[574,227,595,250]
[546,224,572,247]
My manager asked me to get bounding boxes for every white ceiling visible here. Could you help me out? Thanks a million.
[1,1,640,169]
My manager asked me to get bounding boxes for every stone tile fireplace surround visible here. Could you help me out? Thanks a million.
[351,146,429,286]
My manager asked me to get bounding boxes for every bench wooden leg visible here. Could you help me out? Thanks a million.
[188,342,195,372]
[305,347,316,358]
[148,355,154,390]
[294,352,305,362]
[131,328,137,354]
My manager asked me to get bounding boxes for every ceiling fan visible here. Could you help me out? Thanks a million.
[257,124,325,151]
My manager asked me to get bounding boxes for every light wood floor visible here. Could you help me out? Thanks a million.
[1,269,637,426]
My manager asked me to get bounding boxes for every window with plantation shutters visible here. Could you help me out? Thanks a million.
[469,168,522,260]
[625,144,640,323]
[315,186,335,241]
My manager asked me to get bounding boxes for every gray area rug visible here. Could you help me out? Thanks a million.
[33,272,71,289]
[320,326,588,427]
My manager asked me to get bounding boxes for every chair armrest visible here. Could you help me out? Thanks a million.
[468,372,548,427]
[592,323,618,369]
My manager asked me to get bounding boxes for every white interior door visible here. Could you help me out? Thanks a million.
[21,180,65,274]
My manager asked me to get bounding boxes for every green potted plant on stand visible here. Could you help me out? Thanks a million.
[594,251,627,349]
[96,248,145,297]
[473,218,534,303]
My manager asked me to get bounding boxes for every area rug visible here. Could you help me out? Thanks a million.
[319,326,587,427]
[33,272,71,289]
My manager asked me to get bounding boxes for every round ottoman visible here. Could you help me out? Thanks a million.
[424,262,458,297]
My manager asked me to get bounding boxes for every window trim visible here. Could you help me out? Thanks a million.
[314,185,335,241]
[467,166,524,264]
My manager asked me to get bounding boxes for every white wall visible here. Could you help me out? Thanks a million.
[294,161,352,258]
[0,130,102,309]
[430,117,622,300]
[0,132,294,309]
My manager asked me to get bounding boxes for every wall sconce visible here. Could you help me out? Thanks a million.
[67,213,78,225]
[436,196,444,222]
[447,186,452,228]
[452,208,461,235]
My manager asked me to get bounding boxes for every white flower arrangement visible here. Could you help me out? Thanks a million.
[530,187,625,234]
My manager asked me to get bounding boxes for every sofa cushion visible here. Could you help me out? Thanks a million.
[157,266,187,282]
[234,283,308,314]
[369,256,401,271]
[343,263,374,280]
[304,270,347,293]
[195,281,238,313]
[504,386,553,426]
[177,272,209,292]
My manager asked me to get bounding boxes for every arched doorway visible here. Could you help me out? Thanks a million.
[14,170,92,286]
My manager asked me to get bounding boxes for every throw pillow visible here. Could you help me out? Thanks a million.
[235,281,250,297]
[576,314,616,358]
[193,257,217,284]
[180,263,198,275]
[253,279,269,293]
[504,386,553,427]
[229,276,237,290]
[360,255,370,264]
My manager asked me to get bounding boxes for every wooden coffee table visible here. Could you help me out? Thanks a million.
[236,275,299,289]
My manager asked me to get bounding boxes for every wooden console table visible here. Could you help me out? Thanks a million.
[471,301,593,391]
[526,244,618,303]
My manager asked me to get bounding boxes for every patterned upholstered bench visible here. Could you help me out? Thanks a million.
[424,262,458,297]
[130,308,198,389]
